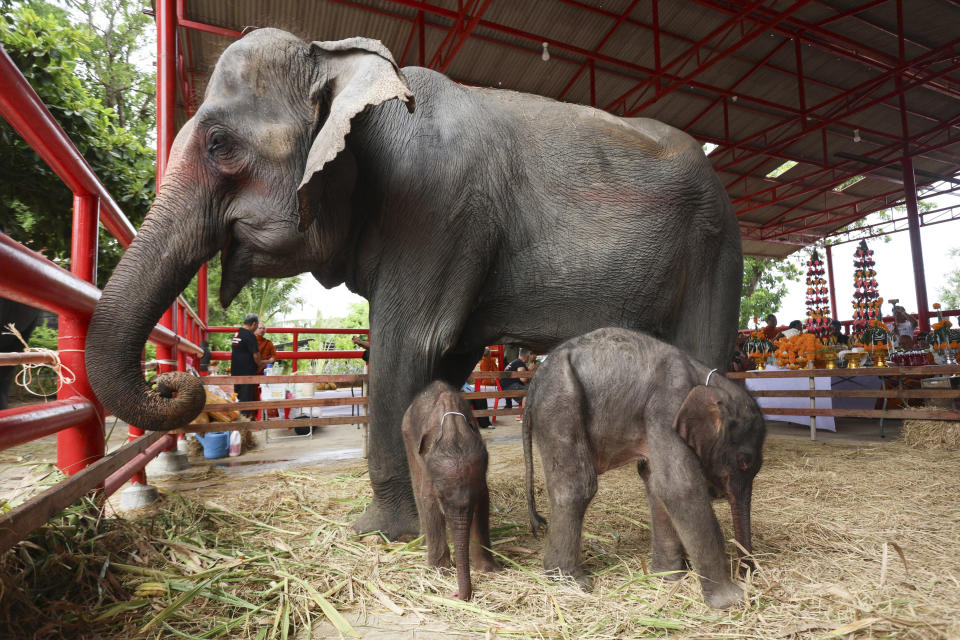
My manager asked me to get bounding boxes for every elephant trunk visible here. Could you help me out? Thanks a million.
[450,510,473,601]
[85,186,216,431]
[727,478,754,572]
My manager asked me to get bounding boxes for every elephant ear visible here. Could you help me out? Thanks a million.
[297,37,415,231]
[672,385,724,456]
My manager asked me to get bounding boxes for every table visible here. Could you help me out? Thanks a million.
[745,365,882,432]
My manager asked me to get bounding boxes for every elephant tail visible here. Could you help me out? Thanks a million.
[523,377,547,537]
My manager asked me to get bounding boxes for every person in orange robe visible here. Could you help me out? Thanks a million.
[254,324,277,419]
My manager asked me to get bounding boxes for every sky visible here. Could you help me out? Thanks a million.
[774,196,959,327]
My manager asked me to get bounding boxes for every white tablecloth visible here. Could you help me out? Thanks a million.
[745,366,883,432]
[260,385,365,419]
[746,366,836,431]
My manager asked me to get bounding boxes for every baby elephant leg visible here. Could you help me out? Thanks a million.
[413,469,451,569]
[646,437,742,608]
[541,445,598,589]
[638,460,686,580]
[469,482,500,573]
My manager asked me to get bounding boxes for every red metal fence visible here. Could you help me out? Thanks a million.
[0,41,205,551]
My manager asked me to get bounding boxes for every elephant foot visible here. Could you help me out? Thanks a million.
[652,556,689,581]
[353,499,421,541]
[472,554,500,573]
[701,578,744,609]
[545,566,593,591]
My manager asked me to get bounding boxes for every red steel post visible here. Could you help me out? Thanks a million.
[57,194,106,475]
[902,156,931,331]
[127,0,178,482]
[198,263,208,327]
[292,330,299,372]
[155,0,178,375]
[176,303,187,371]
[825,244,838,321]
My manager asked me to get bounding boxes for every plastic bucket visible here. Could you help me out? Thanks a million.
[198,432,229,459]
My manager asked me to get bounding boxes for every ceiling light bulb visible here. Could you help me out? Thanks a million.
[853,129,861,143]
[541,42,550,62]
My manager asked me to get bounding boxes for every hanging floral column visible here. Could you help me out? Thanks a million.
[804,249,830,338]
[851,239,889,363]
[851,240,882,335]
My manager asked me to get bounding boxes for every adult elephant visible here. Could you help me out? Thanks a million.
[85,29,742,539]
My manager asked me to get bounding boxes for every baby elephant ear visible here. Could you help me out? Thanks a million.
[297,37,415,231]
[673,385,724,452]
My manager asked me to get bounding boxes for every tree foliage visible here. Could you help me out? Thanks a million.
[0,2,154,287]
[302,301,369,375]
[938,247,960,309]
[182,260,303,351]
[739,256,803,328]
[65,0,155,135]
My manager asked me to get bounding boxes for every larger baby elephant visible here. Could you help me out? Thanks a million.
[402,381,499,600]
[523,328,765,609]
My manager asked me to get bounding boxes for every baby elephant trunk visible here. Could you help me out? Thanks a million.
[450,509,474,600]
[727,479,754,572]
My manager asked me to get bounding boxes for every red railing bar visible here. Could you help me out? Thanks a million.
[0,232,100,316]
[0,398,97,451]
[102,434,177,497]
[0,431,166,553]
[210,350,365,361]
[206,327,369,334]
[0,233,203,356]
[0,47,136,247]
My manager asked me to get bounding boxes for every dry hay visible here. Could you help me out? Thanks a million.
[901,410,960,451]
[1,436,958,639]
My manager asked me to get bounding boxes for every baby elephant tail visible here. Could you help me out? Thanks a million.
[523,385,547,537]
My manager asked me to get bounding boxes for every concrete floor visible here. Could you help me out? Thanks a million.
[183,414,903,482]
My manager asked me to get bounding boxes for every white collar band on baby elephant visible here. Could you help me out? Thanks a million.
[440,411,466,430]
[705,368,718,386]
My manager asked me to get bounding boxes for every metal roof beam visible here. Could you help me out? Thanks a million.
[713,44,960,178]
[757,171,960,239]
[557,0,642,101]
[427,0,493,72]
[692,0,960,100]
[554,0,944,127]
[624,0,816,115]
[731,111,960,214]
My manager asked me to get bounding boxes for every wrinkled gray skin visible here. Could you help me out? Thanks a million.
[523,328,765,609]
[402,381,499,600]
[84,28,742,539]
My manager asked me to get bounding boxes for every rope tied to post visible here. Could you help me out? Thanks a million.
[2,323,76,397]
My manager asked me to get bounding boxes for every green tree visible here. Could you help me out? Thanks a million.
[0,4,155,286]
[739,256,803,328]
[65,0,155,135]
[938,248,960,309]
[182,260,303,351]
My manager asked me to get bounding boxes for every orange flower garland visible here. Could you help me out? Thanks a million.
[774,333,824,369]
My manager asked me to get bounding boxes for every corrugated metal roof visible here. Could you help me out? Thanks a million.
[170,0,960,258]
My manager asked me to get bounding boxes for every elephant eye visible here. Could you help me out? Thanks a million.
[208,133,228,155]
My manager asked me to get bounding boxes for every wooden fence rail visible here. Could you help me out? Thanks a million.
[726,364,960,439]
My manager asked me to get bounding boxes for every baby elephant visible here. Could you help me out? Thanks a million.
[402,381,499,600]
[523,328,765,609]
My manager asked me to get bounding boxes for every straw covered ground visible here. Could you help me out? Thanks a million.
[1,435,958,639]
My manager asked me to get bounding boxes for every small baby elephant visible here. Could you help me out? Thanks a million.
[402,381,499,600]
[523,328,765,609]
